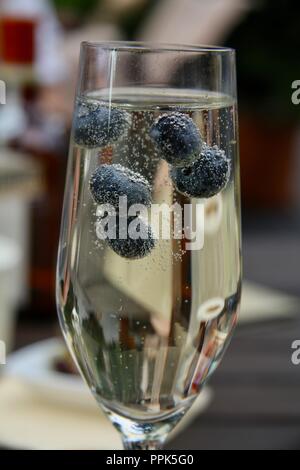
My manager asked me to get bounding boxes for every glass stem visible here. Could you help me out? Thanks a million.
[122,438,163,450]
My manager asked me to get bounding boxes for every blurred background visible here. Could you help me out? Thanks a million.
[0,0,299,450]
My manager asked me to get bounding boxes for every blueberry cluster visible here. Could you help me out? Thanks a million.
[83,103,230,260]
[74,99,131,149]
[150,112,230,198]
[90,164,156,259]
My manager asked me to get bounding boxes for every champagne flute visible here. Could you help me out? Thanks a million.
[56,41,241,450]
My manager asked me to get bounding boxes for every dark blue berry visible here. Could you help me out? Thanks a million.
[149,112,202,166]
[89,164,152,209]
[74,100,131,148]
[171,145,230,198]
[107,215,156,259]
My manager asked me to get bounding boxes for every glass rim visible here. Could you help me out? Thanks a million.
[81,40,235,54]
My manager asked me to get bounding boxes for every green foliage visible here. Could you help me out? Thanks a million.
[118,0,159,39]
[51,0,99,17]
[225,0,300,122]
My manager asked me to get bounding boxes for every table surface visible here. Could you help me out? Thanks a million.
[5,210,300,450]
[167,318,300,450]
[167,211,300,450]
[9,315,300,451]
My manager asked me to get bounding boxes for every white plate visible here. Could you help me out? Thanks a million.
[6,338,98,410]
[2,338,212,449]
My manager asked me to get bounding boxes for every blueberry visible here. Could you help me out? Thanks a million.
[107,215,156,259]
[149,112,202,166]
[89,164,152,209]
[74,100,131,148]
[171,145,230,198]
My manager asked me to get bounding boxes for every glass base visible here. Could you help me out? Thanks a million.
[102,403,189,450]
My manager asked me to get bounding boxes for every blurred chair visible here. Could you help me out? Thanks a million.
[0,149,43,347]
[0,235,21,352]
[138,0,249,44]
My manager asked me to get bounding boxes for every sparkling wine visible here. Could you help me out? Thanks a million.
[57,88,241,421]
